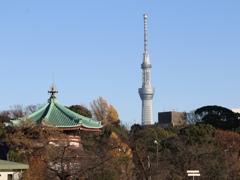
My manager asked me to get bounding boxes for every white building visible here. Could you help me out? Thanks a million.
[0,160,29,180]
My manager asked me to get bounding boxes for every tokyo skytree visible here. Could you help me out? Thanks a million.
[138,14,155,125]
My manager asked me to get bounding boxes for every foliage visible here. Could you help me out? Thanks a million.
[195,105,240,130]
[214,130,240,179]
[159,135,226,179]
[129,125,171,179]
[79,126,134,179]
[5,121,134,179]
[3,96,240,178]
[7,150,24,163]
[107,105,120,126]
[6,120,86,180]
[67,104,92,118]
[128,124,238,179]
[92,168,117,180]
[215,129,240,151]
[104,125,129,141]
[0,104,43,122]
[186,110,201,124]
[0,122,6,140]
[0,110,11,122]
[179,124,215,145]
[3,118,240,179]
[90,97,120,126]
[22,156,45,180]
[165,126,180,135]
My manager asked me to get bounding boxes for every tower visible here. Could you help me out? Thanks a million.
[138,14,155,125]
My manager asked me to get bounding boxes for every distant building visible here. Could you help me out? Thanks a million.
[232,108,240,113]
[158,111,186,128]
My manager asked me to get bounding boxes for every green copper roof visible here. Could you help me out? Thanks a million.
[10,86,102,130]
[0,160,29,170]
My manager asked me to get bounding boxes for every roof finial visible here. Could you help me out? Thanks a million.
[48,84,58,99]
[48,72,58,100]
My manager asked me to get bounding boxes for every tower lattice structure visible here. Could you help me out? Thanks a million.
[138,14,155,125]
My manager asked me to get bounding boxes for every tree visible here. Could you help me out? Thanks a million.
[158,135,226,179]
[22,156,45,180]
[0,122,6,141]
[179,124,215,145]
[128,124,229,179]
[107,105,120,126]
[10,104,27,119]
[25,104,43,115]
[0,110,11,122]
[214,130,240,179]
[6,118,133,179]
[195,105,240,130]
[90,97,120,126]
[0,122,8,160]
[186,110,201,124]
[129,125,169,179]
[67,105,92,118]
[89,131,134,180]
[6,120,85,180]
[70,125,134,179]
[1,104,43,122]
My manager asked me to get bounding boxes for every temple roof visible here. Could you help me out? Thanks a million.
[10,85,102,131]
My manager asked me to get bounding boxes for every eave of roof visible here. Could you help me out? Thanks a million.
[0,160,29,170]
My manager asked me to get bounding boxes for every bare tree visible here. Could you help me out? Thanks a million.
[0,110,11,122]
[25,104,43,115]
[10,104,27,119]
[186,110,201,124]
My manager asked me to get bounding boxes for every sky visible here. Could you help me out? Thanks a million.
[1,1,240,127]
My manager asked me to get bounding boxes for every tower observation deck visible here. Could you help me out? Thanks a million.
[138,14,155,125]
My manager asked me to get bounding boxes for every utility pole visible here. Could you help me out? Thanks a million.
[154,140,158,166]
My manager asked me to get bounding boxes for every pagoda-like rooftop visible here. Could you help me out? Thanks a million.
[10,85,102,131]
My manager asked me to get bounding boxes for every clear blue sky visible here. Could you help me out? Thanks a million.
[1,1,240,127]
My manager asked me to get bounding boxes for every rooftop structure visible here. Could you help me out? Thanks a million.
[138,14,155,125]
[158,111,186,128]
[9,85,102,132]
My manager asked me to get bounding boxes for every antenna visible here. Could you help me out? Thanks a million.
[143,14,148,54]
[52,72,55,85]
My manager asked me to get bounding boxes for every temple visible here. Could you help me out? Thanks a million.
[7,85,102,148]
[10,85,102,131]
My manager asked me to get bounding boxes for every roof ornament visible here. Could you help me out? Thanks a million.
[48,84,58,99]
